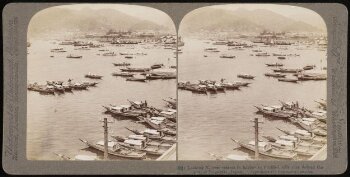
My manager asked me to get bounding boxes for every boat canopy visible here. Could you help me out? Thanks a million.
[120,105,132,109]
[111,106,123,111]
[133,101,142,105]
[96,140,118,147]
[248,141,268,148]
[198,85,206,88]
[128,135,146,140]
[312,111,326,117]
[302,118,317,122]
[279,135,298,141]
[284,102,293,106]
[275,140,294,147]
[160,111,175,116]
[151,117,166,121]
[295,129,311,136]
[262,107,275,111]
[301,120,313,126]
[143,129,159,135]
[271,105,282,110]
[167,109,177,113]
[149,118,164,125]
[124,139,143,146]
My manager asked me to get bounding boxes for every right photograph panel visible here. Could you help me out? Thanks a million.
[178,4,327,161]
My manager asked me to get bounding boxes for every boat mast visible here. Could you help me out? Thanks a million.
[254,118,259,159]
[100,117,114,160]
[252,118,263,160]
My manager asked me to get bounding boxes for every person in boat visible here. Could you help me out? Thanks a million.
[144,100,147,107]
[68,78,72,83]
[220,78,225,83]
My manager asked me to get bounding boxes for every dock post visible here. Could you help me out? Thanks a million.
[254,118,259,159]
[103,118,108,160]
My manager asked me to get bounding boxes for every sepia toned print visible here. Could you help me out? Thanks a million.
[178,4,327,161]
[26,4,177,161]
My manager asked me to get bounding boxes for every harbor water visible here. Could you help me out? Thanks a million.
[177,38,327,160]
[27,39,176,160]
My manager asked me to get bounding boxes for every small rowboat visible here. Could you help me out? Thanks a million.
[297,75,327,81]
[66,54,82,59]
[265,63,283,67]
[220,54,235,59]
[82,81,98,87]
[112,72,134,77]
[102,105,145,118]
[121,67,151,72]
[278,78,298,83]
[151,64,164,69]
[273,68,303,73]
[113,62,131,66]
[102,52,116,56]
[146,75,176,80]
[69,83,88,90]
[265,73,286,78]
[237,74,255,79]
[85,73,103,79]
[126,77,147,82]
[303,65,315,70]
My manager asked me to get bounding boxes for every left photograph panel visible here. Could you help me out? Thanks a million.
[27,4,177,161]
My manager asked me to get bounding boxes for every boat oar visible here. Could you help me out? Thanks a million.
[230,138,241,149]
[124,127,137,134]
[230,138,238,144]
[276,127,289,135]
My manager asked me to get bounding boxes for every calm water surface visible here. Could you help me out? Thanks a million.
[178,38,327,160]
[27,39,176,160]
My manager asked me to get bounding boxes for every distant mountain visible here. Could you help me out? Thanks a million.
[28,7,171,38]
[179,7,324,35]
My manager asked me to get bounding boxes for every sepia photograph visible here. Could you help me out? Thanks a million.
[3,1,349,175]
[178,4,327,161]
[27,4,177,161]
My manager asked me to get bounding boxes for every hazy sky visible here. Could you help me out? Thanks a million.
[212,4,326,29]
[59,4,173,26]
